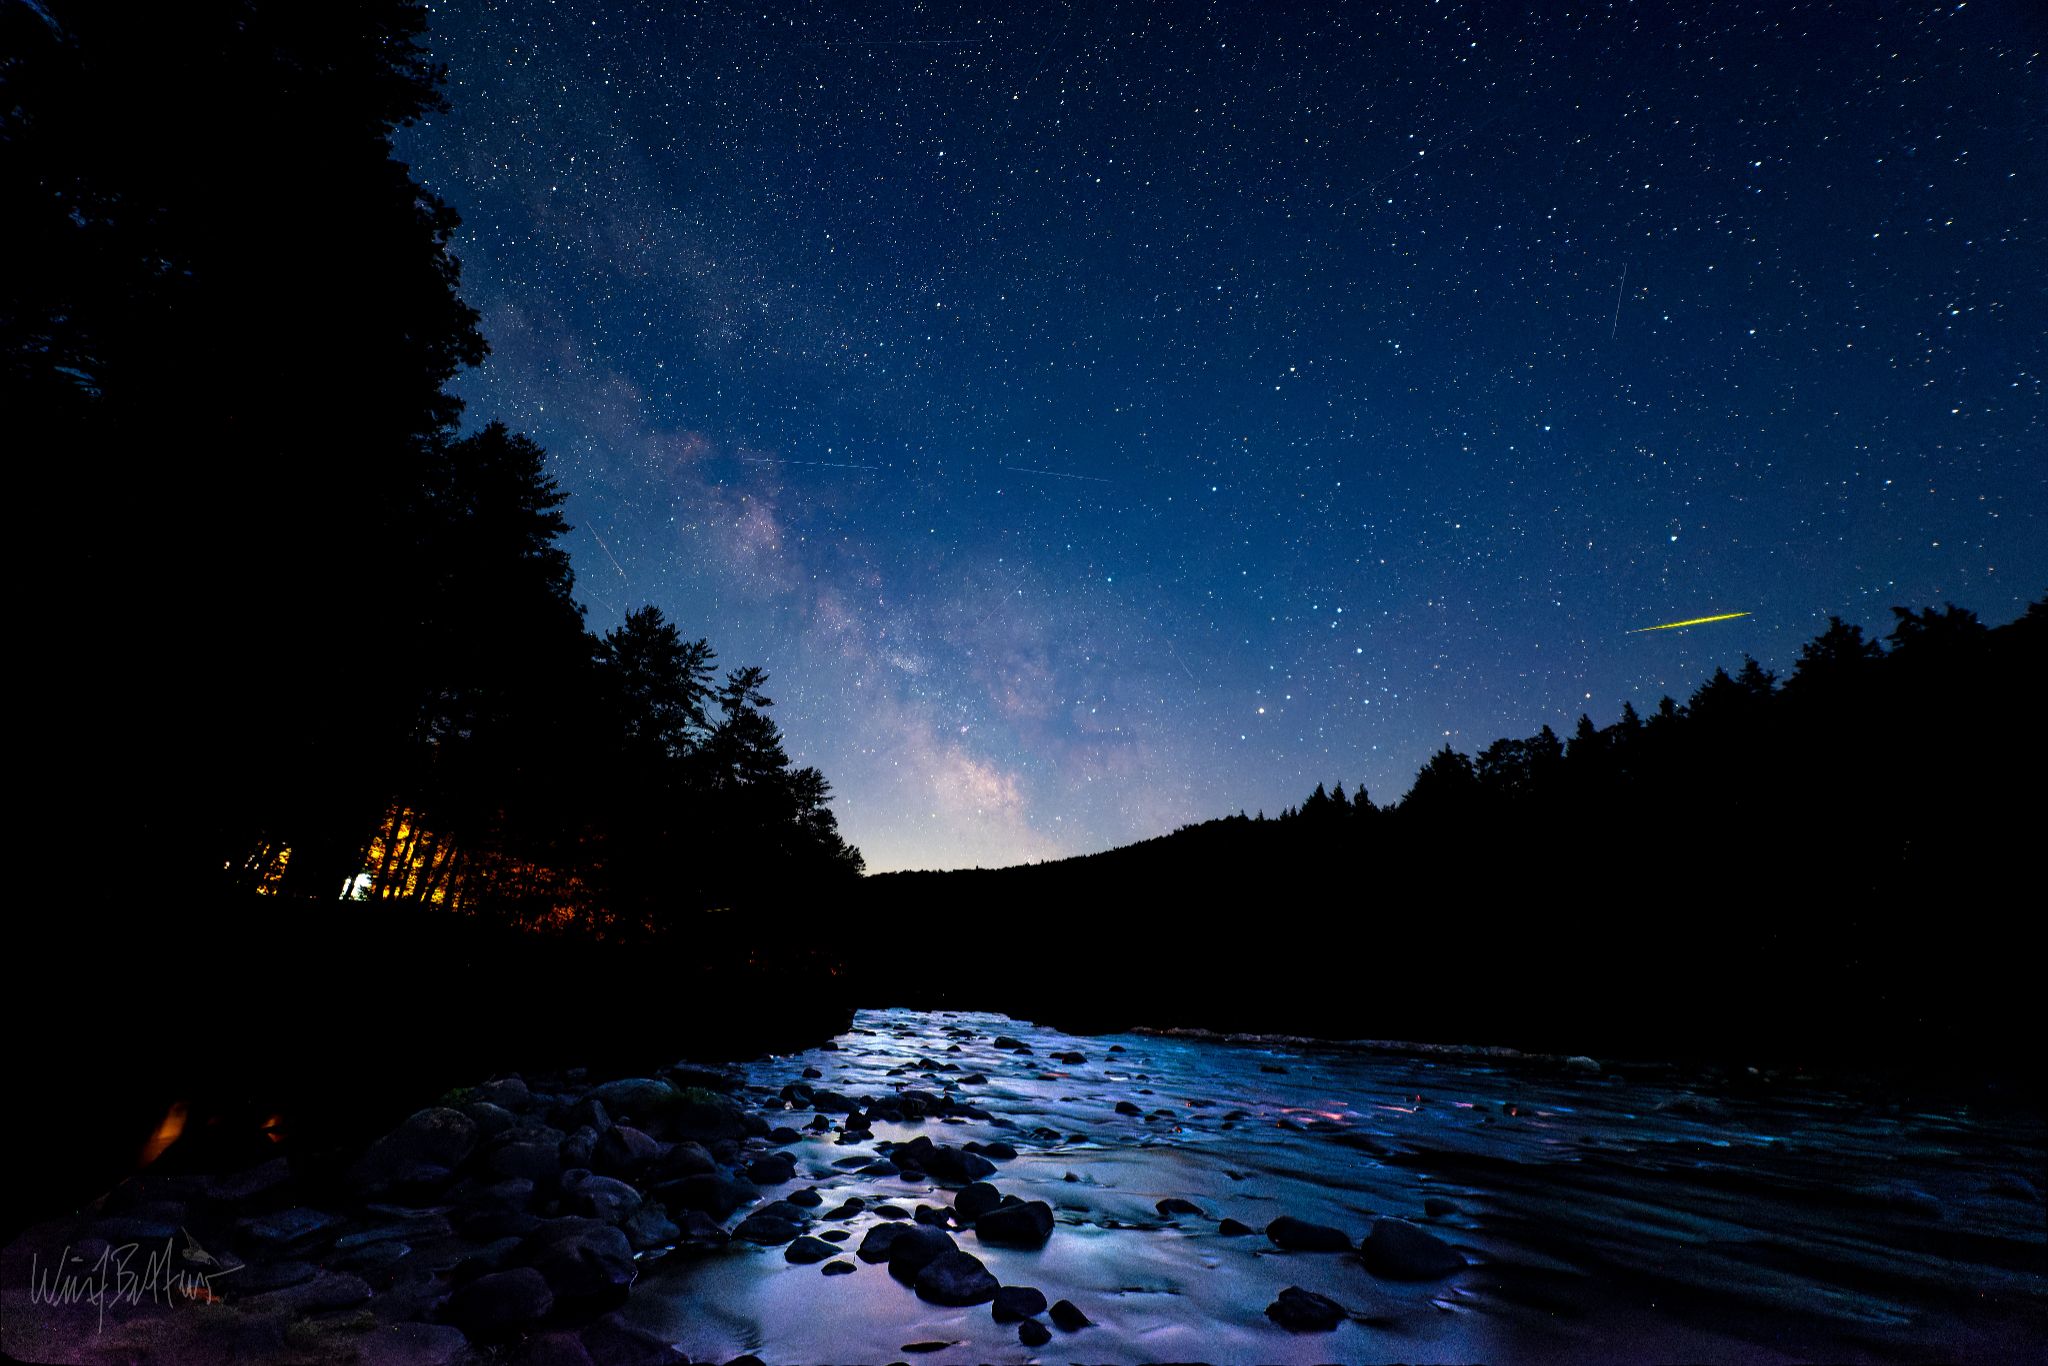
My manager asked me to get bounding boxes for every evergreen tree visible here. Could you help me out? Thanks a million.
[1736,656,1777,700]
[600,606,715,762]
[1788,616,1884,694]
[1404,746,1478,811]
[1568,713,1602,760]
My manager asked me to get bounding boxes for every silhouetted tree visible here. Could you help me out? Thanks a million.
[1567,713,1602,761]
[1527,724,1564,792]
[1787,615,1884,695]
[1736,656,1777,700]
[1475,737,1530,802]
[601,606,716,762]
[1404,746,1479,812]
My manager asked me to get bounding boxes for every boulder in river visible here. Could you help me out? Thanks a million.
[1049,1298,1092,1331]
[919,1144,997,1184]
[1266,1285,1346,1332]
[1019,1319,1052,1346]
[1359,1217,1465,1279]
[974,1200,1054,1248]
[1267,1215,1353,1251]
[647,1140,716,1179]
[992,1285,1048,1322]
[914,1249,999,1306]
[746,1151,797,1185]
[857,1222,910,1262]
[732,1202,811,1245]
[953,1182,1004,1223]
[622,1206,680,1251]
[784,1236,838,1264]
[885,1224,958,1280]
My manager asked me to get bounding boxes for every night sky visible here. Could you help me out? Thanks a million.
[400,0,2045,873]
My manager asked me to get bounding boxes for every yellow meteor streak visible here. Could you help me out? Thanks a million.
[1630,611,1752,633]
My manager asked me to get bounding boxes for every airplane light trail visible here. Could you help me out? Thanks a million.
[1630,610,1752,633]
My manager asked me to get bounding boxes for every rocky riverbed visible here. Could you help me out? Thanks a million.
[5,1008,2043,1363]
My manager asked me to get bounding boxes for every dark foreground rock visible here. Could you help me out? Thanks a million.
[885,1224,958,1280]
[444,1266,553,1341]
[1266,1285,1346,1331]
[518,1218,636,1304]
[785,1235,839,1264]
[1360,1217,1466,1279]
[993,1284,1048,1321]
[974,1200,1054,1247]
[914,1249,1000,1305]
[350,1107,479,1197]
[858,1221,911,1262]
[1267,1214,1353,1251]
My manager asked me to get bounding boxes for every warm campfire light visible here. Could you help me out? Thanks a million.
[261,1113,285,1144]
[140,1101,188,1166]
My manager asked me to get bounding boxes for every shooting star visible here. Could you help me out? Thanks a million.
[1630,611,1751,634]
[1610,262,1628,339]
[743,456,887,472]
[1002,465,1112,483]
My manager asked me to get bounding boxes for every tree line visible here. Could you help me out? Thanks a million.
[5,0,859,935]
[1273,600,2043,841]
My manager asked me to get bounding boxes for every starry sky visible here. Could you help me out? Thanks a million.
[400,0,2046,873]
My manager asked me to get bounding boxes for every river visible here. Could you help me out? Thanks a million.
[609,1007,2045,1362]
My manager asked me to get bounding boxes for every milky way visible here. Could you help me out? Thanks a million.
[400,0,2046,872]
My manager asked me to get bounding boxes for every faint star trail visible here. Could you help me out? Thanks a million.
[588,526,627,579]
[1002,465,1112,484]
[744,456,887,472]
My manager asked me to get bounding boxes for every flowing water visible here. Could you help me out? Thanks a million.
[622,1008,2045,1363]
